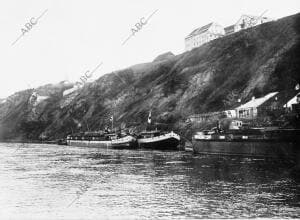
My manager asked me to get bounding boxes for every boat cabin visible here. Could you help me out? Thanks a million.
[67,132,117,141]
[229,120,243,130]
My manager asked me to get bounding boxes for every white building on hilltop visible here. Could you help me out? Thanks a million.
[185,22,224,51]
[225,14,273,35]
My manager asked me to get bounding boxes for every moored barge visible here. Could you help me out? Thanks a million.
[67,131,137,149]
[137,130,181,150]
[192,122,300,158]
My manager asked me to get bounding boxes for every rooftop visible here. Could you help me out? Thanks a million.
[285,92,300,108]
[235,14,271,26]
[236,92,279,109]
[186,22,214,39]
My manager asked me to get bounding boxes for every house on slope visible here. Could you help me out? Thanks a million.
[225,14,273,35]
[235,92,278,119]
[284,92,300,111]
[185,22,224,51]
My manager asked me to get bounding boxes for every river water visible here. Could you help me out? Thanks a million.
[0,143,299,219]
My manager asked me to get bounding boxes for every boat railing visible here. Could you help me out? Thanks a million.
[139,132,180,141]
[193,132,282,141]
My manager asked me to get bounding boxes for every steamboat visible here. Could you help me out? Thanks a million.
[136,111,181,150]
[137,130,180,150]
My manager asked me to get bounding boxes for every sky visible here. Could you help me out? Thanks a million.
[0,0,299,98]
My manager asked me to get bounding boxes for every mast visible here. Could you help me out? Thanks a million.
[147,110,152,124]
[147,110,152,131]
[110,115,114,131]
[111,100,116,132]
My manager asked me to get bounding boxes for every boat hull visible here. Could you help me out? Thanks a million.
[67,140,112,148]
[111,136,138,149]
[192,139,298,158]
[67,135,137,149]
[137,132,180,150]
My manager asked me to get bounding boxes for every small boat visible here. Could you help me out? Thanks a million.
[137,130,180,150]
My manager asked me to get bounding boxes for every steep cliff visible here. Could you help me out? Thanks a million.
[1,13,300,141]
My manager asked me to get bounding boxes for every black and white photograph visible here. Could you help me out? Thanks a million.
[0,0,300,219]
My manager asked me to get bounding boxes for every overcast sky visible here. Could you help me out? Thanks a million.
[0,0,299,98]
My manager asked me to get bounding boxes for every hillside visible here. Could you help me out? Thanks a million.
[0,13,300,141]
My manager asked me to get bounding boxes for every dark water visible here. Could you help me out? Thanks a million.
[0,143,299,219]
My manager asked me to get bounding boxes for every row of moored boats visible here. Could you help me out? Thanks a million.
[66,119,300,159]
[66,130,181,150]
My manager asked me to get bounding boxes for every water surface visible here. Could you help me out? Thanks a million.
[0,143,299,219]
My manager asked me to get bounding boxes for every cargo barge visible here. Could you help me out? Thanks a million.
[192,121,300,158]
[66,131,137,149]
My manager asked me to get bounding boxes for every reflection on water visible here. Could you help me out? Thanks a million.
[0,143,299,219]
